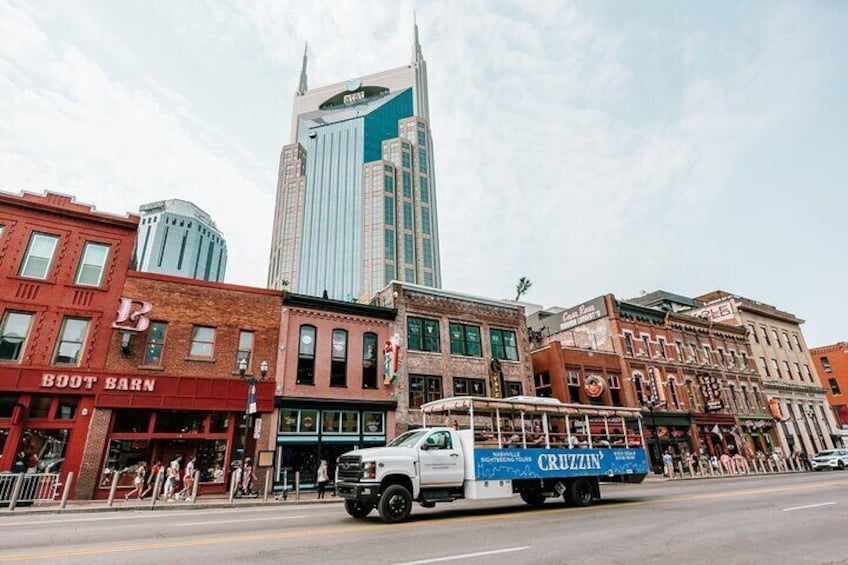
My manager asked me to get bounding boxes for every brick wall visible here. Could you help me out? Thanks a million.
[75,407,112,499]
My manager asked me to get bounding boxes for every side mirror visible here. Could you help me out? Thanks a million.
[420,443,431,451]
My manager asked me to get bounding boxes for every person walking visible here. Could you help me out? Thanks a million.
[177,456,196,501]
[140,460,161,500]
[315,460,329,499]
[125,461,146,501]
[662,451,674,478]
[241,458,255,496]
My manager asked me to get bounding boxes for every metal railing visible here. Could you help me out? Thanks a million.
[1,473,61,509]
[663,454,807,480]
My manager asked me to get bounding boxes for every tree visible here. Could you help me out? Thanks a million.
[514,277,533,301]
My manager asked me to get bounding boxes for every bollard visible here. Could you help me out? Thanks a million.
[229,471,238,505]
[107,471,121,507]
[263,471,272,502]
[60,472,74,511]
[676,461,684,479]
[150,470,163,509]
[190,470,200,503]
[8,474,25,511]
[295,471,300,501]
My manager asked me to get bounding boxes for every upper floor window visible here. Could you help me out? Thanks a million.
[608,373,622,406]
[702,345,712,364]
[409,374,442,409]
[143,322,167,366]
[505,381,523,397]
[717,348,727,366]
[0,311,34,362]
[449,323,481,357]
[829,378,841,395]
[772,329,781,348]
[623,333,634,356]
[793,362,801,380]
[760,327,771,346]
[633,373,646,405]
[821,357,833,373]
[782,332,792,350]
[362,333,378,389]
[189,326,215,358]
[729,350,738,367]
[748,324,759,344]
[771,358,781,378]
[20,232,59,280]
[793,334,803,351]
[408,317,440,353]
[566,369,581,401]
[689,343,699,362]
[668,377,681,410]
[641,335,652,358]
[741,352,749,368]
[534,371,552,398]
[233,330,254,370]
[75,242,110,287]
[330,329,348,387]
[804,364,814,383]
[53,317,90,366]
[759,357,770,377]
[674,341,684,361]
[729,384,739,412]
[490,329,518,361]
[453,377,486,397]
[657,337,667,359]
[296,325,316,385]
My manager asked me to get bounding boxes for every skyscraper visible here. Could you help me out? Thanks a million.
[267,21,441,300]
[136,199,228,282]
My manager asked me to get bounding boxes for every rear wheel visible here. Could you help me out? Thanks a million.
[838,461,846,471]
[378,484,412,523]
[344,500,373,519]
[564,478,594,507]
[520,489,546,507]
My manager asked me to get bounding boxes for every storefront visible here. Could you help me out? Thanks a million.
[274,398,396,490]
[0,368,273,498]
[695,413,739,457]
[642,411,695,473]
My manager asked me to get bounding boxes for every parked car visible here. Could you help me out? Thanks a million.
[811,449,848,471]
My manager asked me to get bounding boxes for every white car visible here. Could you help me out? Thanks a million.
[811,449,848,471]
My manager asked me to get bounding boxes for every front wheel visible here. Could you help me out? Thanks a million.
[378,485,412,523]
[838,461,846,471]
[564,478,594,507]
[520,490,546,507]
[345,499,373,519]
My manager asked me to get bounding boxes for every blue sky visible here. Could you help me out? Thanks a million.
[1,1,846,346]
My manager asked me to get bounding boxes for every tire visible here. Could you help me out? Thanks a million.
[520,489,546,507]
[564,478,594,507]
[378,484,412,523]
[838,461,846,471]
[344,499,373,519]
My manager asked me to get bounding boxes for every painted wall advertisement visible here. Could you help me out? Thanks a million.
[474,448,648,480]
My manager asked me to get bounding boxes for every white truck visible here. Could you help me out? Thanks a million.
[336,396,648,523]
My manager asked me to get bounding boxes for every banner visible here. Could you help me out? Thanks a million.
[383,334,401,386]
[474,448,648,480]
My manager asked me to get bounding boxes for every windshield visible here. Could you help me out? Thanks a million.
[816,450,836,457]
[387,430,428,448]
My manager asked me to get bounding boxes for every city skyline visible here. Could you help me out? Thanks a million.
[1,2,846,346]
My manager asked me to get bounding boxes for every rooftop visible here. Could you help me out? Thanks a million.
[139,199,218,230]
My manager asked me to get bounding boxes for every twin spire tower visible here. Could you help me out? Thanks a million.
[268,20,441,301]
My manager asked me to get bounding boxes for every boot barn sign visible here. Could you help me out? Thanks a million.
[40,373,156,392]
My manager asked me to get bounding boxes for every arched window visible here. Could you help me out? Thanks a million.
[362,332,378,389]
[330,329,348,387]
[667,376,681,410]
[296,325,316,385]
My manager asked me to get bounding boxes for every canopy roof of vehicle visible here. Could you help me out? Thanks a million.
[421,396,642,419]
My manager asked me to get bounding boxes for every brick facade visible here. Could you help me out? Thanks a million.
[811,342,848,440]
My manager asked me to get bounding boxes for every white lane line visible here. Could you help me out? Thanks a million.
[176,515,306,526]
[393,546,530,565]
[782,502,836,512]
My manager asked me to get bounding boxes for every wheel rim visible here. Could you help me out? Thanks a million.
[388,494,408,517]
[577,483,592,503]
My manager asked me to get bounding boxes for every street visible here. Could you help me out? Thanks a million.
[1,472,847,564]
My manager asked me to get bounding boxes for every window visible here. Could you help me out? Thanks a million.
[422,239,433,268]
[189,326,215,358]
[729,350,738,368]
[783,360,792,380]
[296,325,316,385]
[422,208,431,234]
[407,317,440,352]
[760,327,770,346]
[363,412,384,434]
[829,379,841,395]
[793,362,801,381]
[453,377,486,397]
[748,324,759,344]
[404,233,414,264]
[384,230,395,258]
[322,411,359,434]
[490,329,518,361]
[759,357,770,377]
[702,345,712,364]
[821,357,833,373]
[449,323,481,357]
[402,151,410,169]
[113,409,152,433]
[418,148,427,173]
[29,396,52,418]
[690,343,699,363]
[741,352,748,369]
[409,375,442,408]
[426,430,452,450]
[534,371,552,397]
[729,384,739,412]
[403,202,413,230]
[506,381,523,397]
[75,242,110,286]
[771,358,781,378]
[330,329,348,387]
[362,332,378,389]
[402,171,412,197]
[751,386,761,410]
[143,322,167,365]
[641,336,651,358]
[608,374,622,406]
[668,377,681,409]
[772,329,781,348]
[19,232,59,279]
[567,369,581,401]
[739,386,750,412]
[384,196,394,225]
[237,331,254,369]
[53,317,90,366]
[804,364,814,383]
[0,311,34,362]
[793,334,803,351]
[623,333,634,356]
[420,177,429,202]
[675,341,684,361]
[783,332,792,350]
[657,338,667,359]
[633,373,646,405]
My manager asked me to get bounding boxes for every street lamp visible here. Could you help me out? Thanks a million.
[237,358,269,478]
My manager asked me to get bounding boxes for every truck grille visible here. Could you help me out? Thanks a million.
[337,455,362,482]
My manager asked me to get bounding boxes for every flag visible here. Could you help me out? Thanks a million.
[383,334,401,386]
[711,424,721,435]
[248,381,257,414]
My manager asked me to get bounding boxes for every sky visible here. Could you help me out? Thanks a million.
[1,1,846,346]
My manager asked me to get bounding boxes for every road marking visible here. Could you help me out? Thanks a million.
[782,502,836,512]
[1,478,845,562]
[393,546,529,564]
[177,515,306,526]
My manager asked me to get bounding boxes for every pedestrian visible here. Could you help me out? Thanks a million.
[662,451,674,478]
[316,459,329,499]
[141,460,161,500]
[241,458,255,496]
[177,456,196,501]
[125,461,146,501]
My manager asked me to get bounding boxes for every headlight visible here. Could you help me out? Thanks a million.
[362,461,376,480]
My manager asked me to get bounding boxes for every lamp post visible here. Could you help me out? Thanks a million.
[238,358,269,476]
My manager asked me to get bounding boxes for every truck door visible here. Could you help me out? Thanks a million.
[418,430,465,486]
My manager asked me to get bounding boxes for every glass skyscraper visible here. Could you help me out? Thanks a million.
[268,23,441,300]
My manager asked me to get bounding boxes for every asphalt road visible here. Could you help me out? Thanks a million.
[1,472,847,565]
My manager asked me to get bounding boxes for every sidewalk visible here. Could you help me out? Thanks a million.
[0,490,343,517]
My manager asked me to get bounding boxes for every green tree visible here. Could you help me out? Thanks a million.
[514,277,533,301]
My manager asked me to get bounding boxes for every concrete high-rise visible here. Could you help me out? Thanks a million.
[267,21,441,300]
[136,199,227,282]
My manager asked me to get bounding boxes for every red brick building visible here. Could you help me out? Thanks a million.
[0,191,138,493]
[273,293,397,489]
[811,342,848,435]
